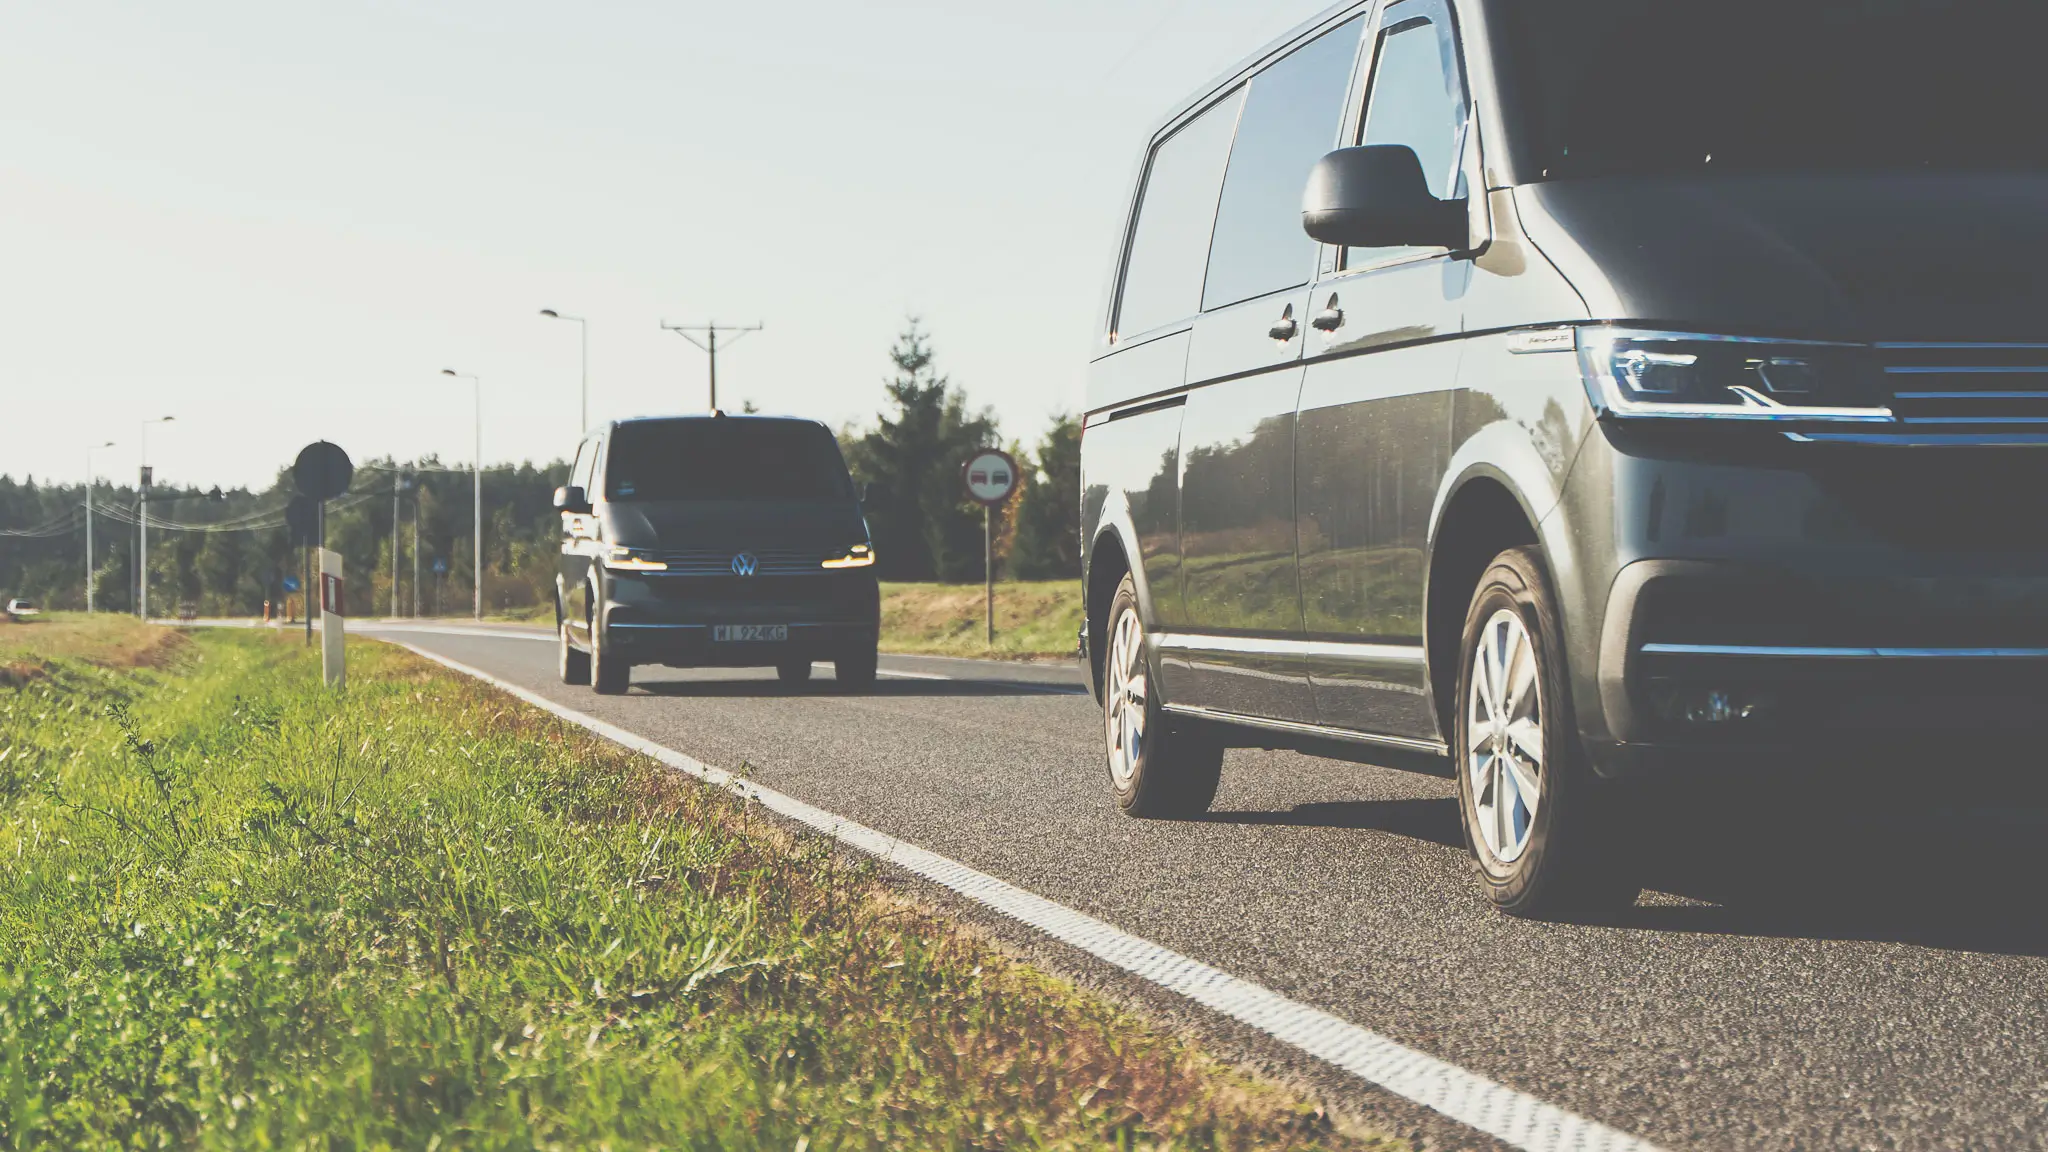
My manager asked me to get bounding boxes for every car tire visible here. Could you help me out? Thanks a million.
[1102,573,1223,818]
[591,632,631,696]
[1454,547,1639,920]
[777,659,813,685]
[835,645,878,692]
[559,609,590,686]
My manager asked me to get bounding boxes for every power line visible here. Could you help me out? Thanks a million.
[662,319,762,413]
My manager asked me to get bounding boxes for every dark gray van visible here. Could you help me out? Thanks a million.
[1079,0,2048,917]
[554,415,879,694]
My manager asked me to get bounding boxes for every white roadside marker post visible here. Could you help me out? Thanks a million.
[320,548,346,688]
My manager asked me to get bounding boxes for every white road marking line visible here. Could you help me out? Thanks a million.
[391,639,1665,1152]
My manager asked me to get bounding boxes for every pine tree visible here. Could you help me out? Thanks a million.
[842,320,999,582]
[1010,414,1083,579]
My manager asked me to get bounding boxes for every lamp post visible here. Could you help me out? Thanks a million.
[441,370,482,621]
[539,309,588,434]
[137,416,174,620]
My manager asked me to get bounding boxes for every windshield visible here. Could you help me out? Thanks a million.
[603,419,854,503]
[1491,0,2048,181]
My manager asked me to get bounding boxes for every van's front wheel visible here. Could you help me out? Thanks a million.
[1103,574,1222,818]
[591,629,631,695]
[558,609,590,686]
[1454,548,1638,920]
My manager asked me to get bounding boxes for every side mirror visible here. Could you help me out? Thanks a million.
[553,485,591,514]
[1302,145,1467,252]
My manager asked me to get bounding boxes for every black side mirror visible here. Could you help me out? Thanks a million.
[1302,145,1467,251]
[553,485,591,514]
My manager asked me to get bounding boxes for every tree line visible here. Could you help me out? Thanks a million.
[1,321,1081,614]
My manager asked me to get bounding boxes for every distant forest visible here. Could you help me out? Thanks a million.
[2,324,1082,615]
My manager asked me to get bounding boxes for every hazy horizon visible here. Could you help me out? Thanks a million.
[3,0,1333,493]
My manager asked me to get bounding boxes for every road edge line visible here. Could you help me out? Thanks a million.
[393,640,1666,1152]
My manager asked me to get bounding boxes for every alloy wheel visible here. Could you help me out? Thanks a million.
[1467,608,1545,865]
[1104,605,1148,787]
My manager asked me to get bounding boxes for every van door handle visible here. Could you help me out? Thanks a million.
[1268,305,1298,342]
[1311,297,1344,332]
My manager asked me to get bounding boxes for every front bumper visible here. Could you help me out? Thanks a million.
[599,568,878,667]
[1590,558,2048,770]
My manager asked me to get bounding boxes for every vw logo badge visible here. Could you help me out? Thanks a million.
[731,552,759,577]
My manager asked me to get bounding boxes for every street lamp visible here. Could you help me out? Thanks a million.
[84,440,114,612]
[441,370,482,621]
[138,416,174,621]
[539,309,589,434]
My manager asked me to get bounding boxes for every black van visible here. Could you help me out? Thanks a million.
[1079,0,2048,917]
[553,415,879,694]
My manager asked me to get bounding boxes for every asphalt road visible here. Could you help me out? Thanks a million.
[363,621,2048,1151]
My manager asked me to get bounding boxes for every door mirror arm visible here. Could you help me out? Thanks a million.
[1301,145,1470,253]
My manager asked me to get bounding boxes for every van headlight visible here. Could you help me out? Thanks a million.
[603,547,668,572]
[822,544,875,569]
[1577,328,1894,423]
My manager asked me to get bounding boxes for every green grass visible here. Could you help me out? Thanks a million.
[880,580,1083,660]
[0,623,1396,1150]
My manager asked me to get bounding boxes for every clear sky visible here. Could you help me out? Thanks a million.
[1,0,1332,492]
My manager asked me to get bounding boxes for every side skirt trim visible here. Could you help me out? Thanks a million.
[1164,703,1450,757]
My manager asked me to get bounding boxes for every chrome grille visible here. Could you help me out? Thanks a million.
[653,549,825,577]
[1882,343,2048,428]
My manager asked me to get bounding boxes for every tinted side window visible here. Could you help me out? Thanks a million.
[1345,4,1467,270]
[1202,19,1365,312]
[577,437,602,493]
[1115,89,1245,341]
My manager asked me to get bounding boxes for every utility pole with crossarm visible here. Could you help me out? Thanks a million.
[662,320,762,413]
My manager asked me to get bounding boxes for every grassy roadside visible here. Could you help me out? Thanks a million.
[487,579,1088,659]
[0,618,1396,1149]
[880,580,1083,660]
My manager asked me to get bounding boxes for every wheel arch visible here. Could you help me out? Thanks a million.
[1084,526,1134,703]
[1424,468,1547,741]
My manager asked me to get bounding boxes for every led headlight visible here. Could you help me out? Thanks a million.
[1577,328,1894,423]
[603,547,668,572]
[822,543,875,569]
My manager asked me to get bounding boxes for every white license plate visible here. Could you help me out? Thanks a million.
[713,624,788,642]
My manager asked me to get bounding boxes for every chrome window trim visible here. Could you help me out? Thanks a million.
[1642,643,2048,659]
[1305,639,1429,664]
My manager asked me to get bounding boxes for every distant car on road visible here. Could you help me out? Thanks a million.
[1079,0,2048,919]
[552,414,879,695]
[3,598,38,621]
[177,603,199,622]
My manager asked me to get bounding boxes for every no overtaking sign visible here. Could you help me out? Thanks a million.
[962,449,1019,506]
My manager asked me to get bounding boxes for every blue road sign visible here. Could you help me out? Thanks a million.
[282,575,301,593]
[433,557,448,576]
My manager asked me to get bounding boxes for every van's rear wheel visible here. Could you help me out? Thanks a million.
[1454,548,1638,920]
[1104,574,1222,818]
[559,610,590,686]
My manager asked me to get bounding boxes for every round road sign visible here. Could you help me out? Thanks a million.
[293,441,354,501]
[962,448,1020,506]
[284,496,318,548]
